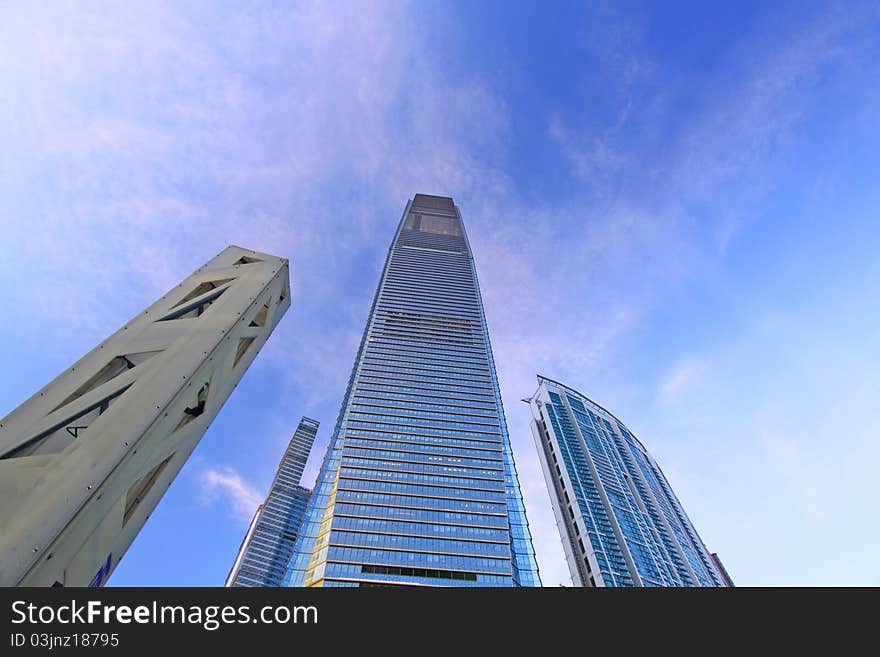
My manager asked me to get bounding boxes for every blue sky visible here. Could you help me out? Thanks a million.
[1,1,878,586]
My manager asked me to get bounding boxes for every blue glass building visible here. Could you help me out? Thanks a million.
[527,376,731,587]
[226,417,318,587]
[285,194,540,587]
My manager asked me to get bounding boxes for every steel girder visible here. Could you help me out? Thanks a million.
[0,246,290,586]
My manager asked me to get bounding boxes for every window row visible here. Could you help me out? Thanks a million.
[332,501,509,529]
[331,516,509,543]
[329,530,511,558]
[343,446,503,470]
[342,428,502,451]
[339,466,506,492]
[334,489,507,516]
[343,436,502,461]
[338,477,507,503]
[341,455,503,480]
[345,419,502,442]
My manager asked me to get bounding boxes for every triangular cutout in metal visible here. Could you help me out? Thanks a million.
[248,302,271,328]
[233,337,255,367]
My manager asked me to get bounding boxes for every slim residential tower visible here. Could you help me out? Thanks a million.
[286,194,540,587]
[527,375,730,587]
[0,246,290,586]
[226,417,318,587]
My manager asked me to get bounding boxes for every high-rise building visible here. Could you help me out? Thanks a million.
[0,246,290,586]
[711,552,735,587]
[285,194,540,587]
[526,375,731,587]
[226,417,319,587]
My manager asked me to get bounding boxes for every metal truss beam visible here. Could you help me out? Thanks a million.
[0,246,290,586]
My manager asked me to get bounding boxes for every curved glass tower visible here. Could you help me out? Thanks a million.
[285,194,540,587]
[527,375,730,587]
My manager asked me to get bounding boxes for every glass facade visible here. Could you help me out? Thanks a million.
[226,417,318,587]
[527,376,731,587]
[285,194,540,587]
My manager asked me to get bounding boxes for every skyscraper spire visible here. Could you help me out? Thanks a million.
[227,417,319,587]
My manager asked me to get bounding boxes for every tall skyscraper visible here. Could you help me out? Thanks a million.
[226,417,318,587]
[711,552,735,587]
[285,194,540,587]
[526,375,731,587]
[0,246,290,586]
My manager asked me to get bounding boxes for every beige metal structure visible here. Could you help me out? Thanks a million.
[0,246,290,586]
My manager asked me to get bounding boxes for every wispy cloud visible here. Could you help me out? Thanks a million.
[548,116,627,183]
[659,358,705,406]
[199,466,263,522]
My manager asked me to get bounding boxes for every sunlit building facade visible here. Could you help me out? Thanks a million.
[527,375,730,587]
[285,194,540,587]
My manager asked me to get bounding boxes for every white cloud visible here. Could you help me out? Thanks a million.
[199,466,263,522]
